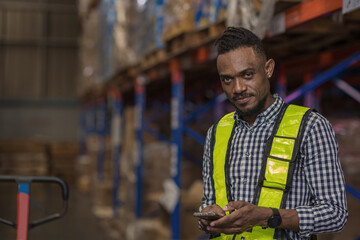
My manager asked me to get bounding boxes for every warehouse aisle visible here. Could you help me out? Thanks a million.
[0,183,118,240]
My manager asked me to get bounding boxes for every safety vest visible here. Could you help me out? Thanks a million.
[209,104,312,240]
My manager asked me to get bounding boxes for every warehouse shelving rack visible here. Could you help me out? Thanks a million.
[79,0,360,239]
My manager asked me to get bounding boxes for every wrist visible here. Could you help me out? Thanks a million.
[259,207,273,227]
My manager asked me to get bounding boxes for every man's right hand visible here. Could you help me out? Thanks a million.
[199,205,226,232]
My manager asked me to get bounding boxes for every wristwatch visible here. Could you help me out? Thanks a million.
[268,208,282,228]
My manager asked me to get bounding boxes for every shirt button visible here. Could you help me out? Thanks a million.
[245,152,250,157]
[249,129,254,133]
[242,178,247,184]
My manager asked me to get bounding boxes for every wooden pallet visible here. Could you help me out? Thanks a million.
[139,21,226,70]
[0,141,49,175]
[165,21,225,56]
[49,142,78,184]
[140,48,167,70]
[0,140,46,153]
[162,7,195,42]
[209,20,226,39]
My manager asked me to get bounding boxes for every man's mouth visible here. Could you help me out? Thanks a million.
[233,95,253,104]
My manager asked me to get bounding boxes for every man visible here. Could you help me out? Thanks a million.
[198,27,348,240]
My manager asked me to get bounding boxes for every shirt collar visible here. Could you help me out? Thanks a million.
[234,94,284,128]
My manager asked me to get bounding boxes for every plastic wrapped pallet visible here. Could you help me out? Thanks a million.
[162,0,195,41]
[226,0,275,39]
[129,0,164,59]
[77,0,101,95]
[77,0,137,94]
[113,0,137,70]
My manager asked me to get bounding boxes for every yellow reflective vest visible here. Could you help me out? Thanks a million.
[209,104,312,240]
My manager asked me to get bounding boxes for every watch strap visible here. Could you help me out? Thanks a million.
[268,208,282,228]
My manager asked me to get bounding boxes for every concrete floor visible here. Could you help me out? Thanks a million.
[0,182,118,240]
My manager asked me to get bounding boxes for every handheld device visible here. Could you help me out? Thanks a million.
[193,212,222,220]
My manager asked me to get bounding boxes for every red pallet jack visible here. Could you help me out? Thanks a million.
[0,175,69,240]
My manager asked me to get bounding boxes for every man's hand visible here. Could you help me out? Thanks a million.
[205,201,272,235]
[199,204,226,233]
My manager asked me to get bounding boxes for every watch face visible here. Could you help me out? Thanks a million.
[269,215,282,228]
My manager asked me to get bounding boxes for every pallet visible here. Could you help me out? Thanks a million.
[162,8,195,42]
[209,20,226,39]
[139,21,226,70]
[0,140,46,153]
[0,152,49,175]
[165,21,226,56]
[140,48,167,70]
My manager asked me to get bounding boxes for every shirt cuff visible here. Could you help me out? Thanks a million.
[296,206,314,238]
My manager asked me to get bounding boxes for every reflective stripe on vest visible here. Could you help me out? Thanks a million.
[210,104,311,240]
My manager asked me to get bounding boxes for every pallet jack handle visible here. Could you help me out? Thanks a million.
[0,175,69,238]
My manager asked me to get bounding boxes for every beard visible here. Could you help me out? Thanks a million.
[232,92,268,118]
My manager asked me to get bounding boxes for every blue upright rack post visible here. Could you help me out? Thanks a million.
[170,60,184,240]
[110,88,123,218]
[96,97,107,182]
[155,0,164,50]
[135,75,146,218]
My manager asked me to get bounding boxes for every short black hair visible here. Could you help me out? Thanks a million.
[215,26,266,59]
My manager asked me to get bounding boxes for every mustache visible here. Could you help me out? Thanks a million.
[232,93,254,101]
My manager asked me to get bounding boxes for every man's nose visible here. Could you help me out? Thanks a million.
[233,78,247,93]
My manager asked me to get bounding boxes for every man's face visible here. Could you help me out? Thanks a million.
[217,47,274,119]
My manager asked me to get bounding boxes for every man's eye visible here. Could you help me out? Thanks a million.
[243,72,254,79]
[221,77,232,84]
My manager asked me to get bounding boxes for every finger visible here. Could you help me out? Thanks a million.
[200,218,211,226]
[209,210,246,228]
[209,213,235,227]
[223,201,246,211]
[205,205,226,216]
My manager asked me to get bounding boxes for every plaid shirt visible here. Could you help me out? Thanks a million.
[200,94,348,239]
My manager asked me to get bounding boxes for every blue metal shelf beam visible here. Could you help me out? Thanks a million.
[284,51,360,103]
[346,184,360,201]
[144,125,171,143]
[183,125,205,145]
[184,93,227,124]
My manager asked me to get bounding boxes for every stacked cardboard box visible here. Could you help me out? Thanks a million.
[49,142,79,185]
[162,0,195,41]
[0,140,48,176]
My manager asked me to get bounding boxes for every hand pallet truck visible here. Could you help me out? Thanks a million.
[0,175,69,240]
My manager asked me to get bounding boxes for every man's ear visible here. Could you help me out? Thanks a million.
[265,59,275,78]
